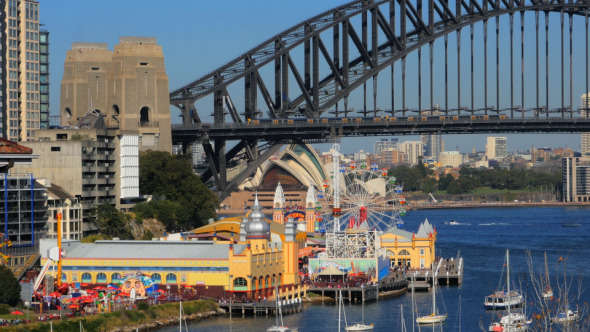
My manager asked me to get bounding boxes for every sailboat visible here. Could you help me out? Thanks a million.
[345,297,374,331]
[488,249,531,332]
[267,286,297,332]
[416,272,447,324]
[541,252,553,299]
[179,301,188,332]
[484,249,524,310]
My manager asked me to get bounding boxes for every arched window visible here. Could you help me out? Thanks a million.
[398,250,410,256]
[165,273,177,284]
[386,250,395,257]
[96,272,107,283]
[233,277,248,291]
[152,273,162,284]
[252,277,257,290]
[61,273,67,283]
[140,106,150,126]
[81,273,92,283]
[111,273,121,284]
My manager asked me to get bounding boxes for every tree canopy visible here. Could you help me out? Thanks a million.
[138,151,218,231]
[92,203,133,239]
[0,265,21,306]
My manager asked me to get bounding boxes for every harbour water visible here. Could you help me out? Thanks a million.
[159,206,590,331]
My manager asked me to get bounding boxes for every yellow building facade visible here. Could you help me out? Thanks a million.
[40,198,301,299]
[379,219,437,269]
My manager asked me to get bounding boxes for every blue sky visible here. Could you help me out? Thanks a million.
[40,0,581,154]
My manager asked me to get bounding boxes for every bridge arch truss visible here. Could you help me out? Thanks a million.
[170,0,590,199]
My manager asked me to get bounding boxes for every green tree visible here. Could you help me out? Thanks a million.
[0,265,21,306]
[139,151,218,231]
[93,203,133,239]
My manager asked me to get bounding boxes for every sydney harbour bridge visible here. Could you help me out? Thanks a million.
[169,0,590,199]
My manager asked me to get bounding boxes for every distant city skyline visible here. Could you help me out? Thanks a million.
[40,1,584,153]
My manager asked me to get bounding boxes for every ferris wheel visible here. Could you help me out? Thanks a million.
[316,146,406,232]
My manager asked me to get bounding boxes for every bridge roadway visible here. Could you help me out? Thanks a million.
[172,116,590,144]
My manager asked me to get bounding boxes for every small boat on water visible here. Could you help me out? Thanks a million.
[416,272,447,324]
[541,252,553,299]
[345,323,374,331]
[488,250,531,331]
[444,220,460,225]
[562,222,581,227]
[484,249,524,310]
[551,309,579,323]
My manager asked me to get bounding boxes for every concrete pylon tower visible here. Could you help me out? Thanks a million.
[305,186,316,233]
[273,182,285,224]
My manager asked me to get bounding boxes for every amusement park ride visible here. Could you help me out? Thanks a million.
[319,144,406,259]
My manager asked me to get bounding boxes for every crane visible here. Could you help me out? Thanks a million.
[429,193,438,203]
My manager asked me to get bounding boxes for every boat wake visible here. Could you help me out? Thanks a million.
[480,222,510,226]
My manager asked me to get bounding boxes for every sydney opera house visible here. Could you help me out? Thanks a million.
[221,144,329,212]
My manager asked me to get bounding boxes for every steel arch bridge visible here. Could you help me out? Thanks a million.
[170,0,590,199]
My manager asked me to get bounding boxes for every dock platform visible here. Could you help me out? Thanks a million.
[218,298,303,317]
[308,272,408,303]
[407,253,463,291]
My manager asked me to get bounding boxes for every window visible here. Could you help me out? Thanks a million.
[81,273,92,283]
[233,277,248,291]
[165,273,177,284]
[420,248,425,255]
[152,273,161,284]
[96,272,107,283]
[111,273,121,284]
[51,147,60,152]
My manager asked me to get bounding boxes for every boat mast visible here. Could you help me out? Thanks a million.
[544,251,550,287]
[338,290,342,332]
[179,302,182,332]
[432,271,436,315]
[506,249,511,317]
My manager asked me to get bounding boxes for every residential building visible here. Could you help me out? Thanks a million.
[486,136,507,160]
[398,140,423,166]
[60,37,171,153]
[1,0,42,141]
[421,133,442,161]
[562,156,590,202]
[0,137,46,278]
[44,181,83,240]
[381,148,403,168]
[39,29,48,129]
[374,138,398,155]
[439,151,464,168]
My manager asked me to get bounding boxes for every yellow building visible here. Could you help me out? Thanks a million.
[380,219,437,269]
[39,197,302,300]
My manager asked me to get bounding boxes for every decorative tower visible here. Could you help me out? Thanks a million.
[273,182,285,224]
[244,194,271,250]
[282,217,300,285]
[305,186,316,233]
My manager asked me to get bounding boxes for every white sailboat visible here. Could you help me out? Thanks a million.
[416,272,447,324]
[484,249,524,310]
[488,249,531,332]
[179,301,188,332]
[267,286,297,332]
[346,298,374,331]
[541,252,553,299]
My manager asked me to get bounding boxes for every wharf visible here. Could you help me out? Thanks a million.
[218,298,303,317]
[308,272,408,303]
[407,253,463,291]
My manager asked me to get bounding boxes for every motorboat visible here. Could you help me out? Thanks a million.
[551,309,579,323]
[489,313,531,331]
[444,220,460,225]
